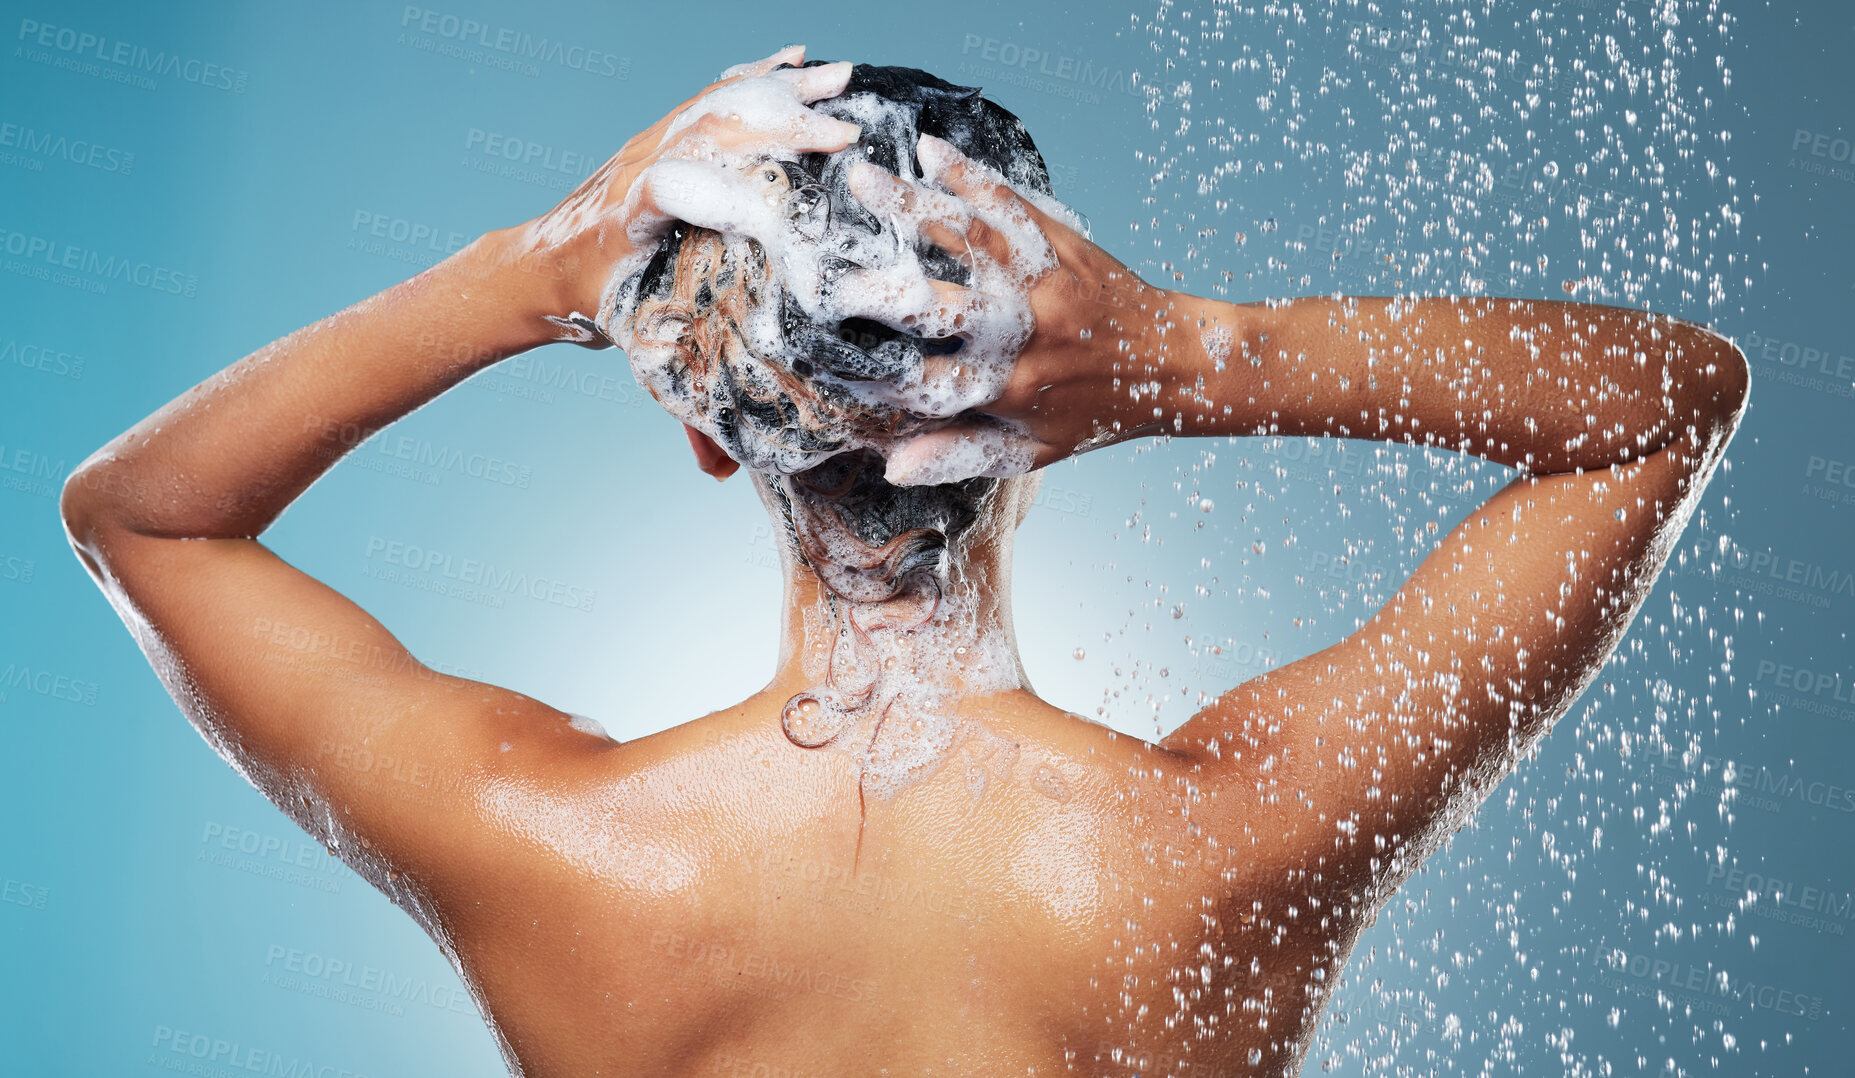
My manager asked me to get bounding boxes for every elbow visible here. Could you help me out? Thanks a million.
[59,465,109,565]
[1704,331,1751,442]
[1674,323,1749,451]
[59,456,135,567]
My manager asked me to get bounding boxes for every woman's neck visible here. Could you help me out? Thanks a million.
[768,554,1028,800]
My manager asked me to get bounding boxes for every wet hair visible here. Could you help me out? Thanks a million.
[606,63,1056,608]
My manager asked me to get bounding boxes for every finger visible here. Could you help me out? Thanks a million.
[919,219,973,267]
[624,159,786,250]
[684,424,741,480]
[921,131,1086,245]
[881,418,1038,486]
[651,49,808,145]
[662,113,857,160]
[666,74,861,156]
[765,59,854,104]
[917,134,1012,207]
[847,160,972,233]
[834,269,1023,344]
[719,44,806,81]
[916,133,1060,276]
[917,212,1021,271]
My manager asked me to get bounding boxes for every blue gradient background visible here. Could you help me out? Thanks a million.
[1,1,1850,1074]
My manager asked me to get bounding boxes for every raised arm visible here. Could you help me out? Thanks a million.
[877,138,1748,901]
[1145,293,1747,890]
[58,49,861,891]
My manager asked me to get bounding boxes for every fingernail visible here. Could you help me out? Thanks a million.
[774,44,806,63]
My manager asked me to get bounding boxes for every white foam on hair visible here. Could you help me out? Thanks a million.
[600,69,1068,486]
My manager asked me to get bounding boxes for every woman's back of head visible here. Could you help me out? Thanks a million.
[599,62,1062,775]
[603,62,1059,602]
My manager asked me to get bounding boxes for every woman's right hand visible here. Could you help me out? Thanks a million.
[508,45,863,345]
[846,134,1179,474]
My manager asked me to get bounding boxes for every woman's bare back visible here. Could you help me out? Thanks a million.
[422,690,1340,1078]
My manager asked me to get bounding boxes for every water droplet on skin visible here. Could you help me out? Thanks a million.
[781,693,846,748]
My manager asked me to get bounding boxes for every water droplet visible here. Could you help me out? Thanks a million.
[781,693,845,748]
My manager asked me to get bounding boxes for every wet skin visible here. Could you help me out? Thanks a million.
[61,46,1748,1078]
[417,684,1357,1078]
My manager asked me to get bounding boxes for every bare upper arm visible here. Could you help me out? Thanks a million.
[1165,440,1702,895]
[65,522,619,886]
